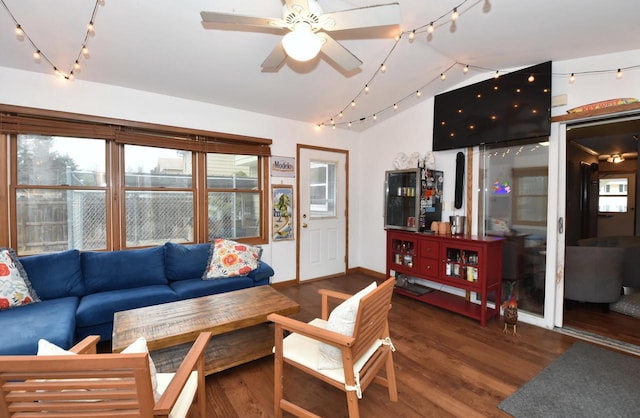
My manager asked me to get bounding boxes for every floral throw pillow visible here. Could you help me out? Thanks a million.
[0,248,40,310]
[203,238,262,279]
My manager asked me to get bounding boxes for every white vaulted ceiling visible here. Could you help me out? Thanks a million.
[1,0,639,131]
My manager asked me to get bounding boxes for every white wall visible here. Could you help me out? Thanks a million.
[358,49,640,277]
[2,47,639,284]
[0,65,363,284]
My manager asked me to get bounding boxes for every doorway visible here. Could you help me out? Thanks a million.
[562,115,640,346]
[297,145,348,282]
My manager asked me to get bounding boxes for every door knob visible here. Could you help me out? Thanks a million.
[302,223,308,228]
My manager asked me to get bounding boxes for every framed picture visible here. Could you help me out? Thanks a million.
[272,185,294,241]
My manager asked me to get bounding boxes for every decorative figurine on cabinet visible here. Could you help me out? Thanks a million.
[502,281,519,336]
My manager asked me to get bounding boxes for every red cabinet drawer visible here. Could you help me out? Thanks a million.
[420,240,439,259]
[420,257,439,278]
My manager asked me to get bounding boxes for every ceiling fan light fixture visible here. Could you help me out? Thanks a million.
[282,23,322,62]
[607,154,625,163]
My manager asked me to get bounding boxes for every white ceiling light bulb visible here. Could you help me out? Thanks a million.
[15,24,24,40]
[451,8,459,21]
[282,23,322,62]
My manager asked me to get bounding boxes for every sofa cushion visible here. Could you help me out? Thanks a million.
[0,297,78,355]
[170,276,254,300]
[164,242,210,281]
[20,249,84,299]
[0,248,40,309]
[82,246,167,294]
[203,239,262,279]
[76,285,178,330]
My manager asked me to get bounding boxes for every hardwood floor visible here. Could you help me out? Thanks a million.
[200,273,583,417]
[563,300,640,347]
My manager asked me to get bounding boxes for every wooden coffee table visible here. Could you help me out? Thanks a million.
[112,286,299,375]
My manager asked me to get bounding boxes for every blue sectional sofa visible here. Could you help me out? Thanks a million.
[0,242,274,355]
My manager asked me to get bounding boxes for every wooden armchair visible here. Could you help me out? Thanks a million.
[0,332,211,418]
[267,278,398,418]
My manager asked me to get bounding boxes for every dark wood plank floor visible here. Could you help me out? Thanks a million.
[200,273,584,417]
[563,300,640,346]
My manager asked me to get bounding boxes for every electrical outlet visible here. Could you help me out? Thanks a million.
[442,201,446,210]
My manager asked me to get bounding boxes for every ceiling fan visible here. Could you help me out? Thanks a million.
[200,0,401,72]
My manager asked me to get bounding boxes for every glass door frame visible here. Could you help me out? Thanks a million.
[473,130,562,330]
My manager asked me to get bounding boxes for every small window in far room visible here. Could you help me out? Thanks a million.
[599,177,628,213]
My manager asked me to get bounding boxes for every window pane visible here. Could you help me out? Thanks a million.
[18,135,105,186]
[206,154,258,190]
[16,189,106,254]
[124,145,192,188]
[125,191,194,246]
[599,178,628,212]
[310,161,336,217]
[208,192,260,239]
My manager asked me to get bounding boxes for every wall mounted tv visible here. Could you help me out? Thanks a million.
[433,61,551,151]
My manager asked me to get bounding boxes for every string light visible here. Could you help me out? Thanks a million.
[317,0,640,130]
[338,111,343,118]
[1,0,105,80]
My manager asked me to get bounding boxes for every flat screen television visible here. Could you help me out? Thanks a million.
[433,61,551,151]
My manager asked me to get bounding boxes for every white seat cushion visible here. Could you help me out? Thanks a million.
[318,282,377,370]
[156,371,198,418]
[283,318,382,385]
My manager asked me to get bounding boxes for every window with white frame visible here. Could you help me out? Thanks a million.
[309,161,337,217]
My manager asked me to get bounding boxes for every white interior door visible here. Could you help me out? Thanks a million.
[298,146,347,281]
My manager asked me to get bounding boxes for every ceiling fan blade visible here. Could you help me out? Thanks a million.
[317,32,362,72]
[320,2,401,31]
[261,43,288,70]
[200,11,285,29]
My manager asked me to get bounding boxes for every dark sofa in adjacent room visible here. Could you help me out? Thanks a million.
[0,241,274,355]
